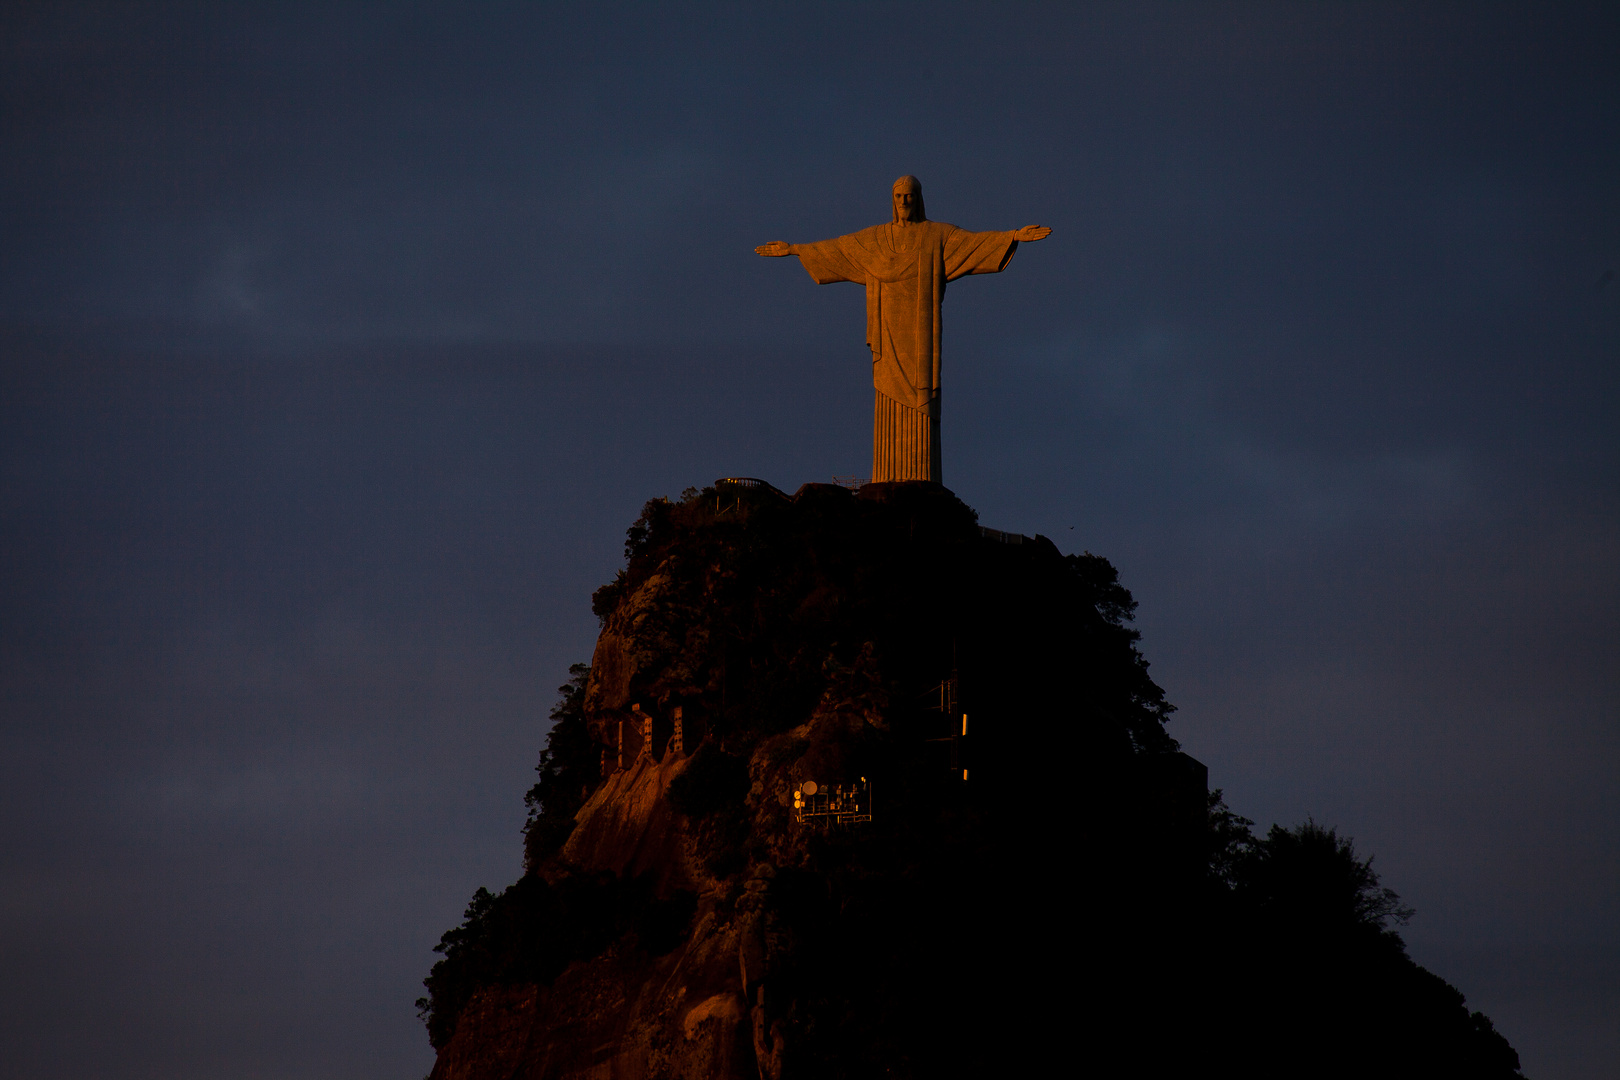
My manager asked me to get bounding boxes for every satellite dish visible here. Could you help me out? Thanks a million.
[802,781,818,795]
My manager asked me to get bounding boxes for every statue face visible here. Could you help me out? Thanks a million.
[892,187,921,222]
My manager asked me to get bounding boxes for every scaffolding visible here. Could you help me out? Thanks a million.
[792,777,872,825]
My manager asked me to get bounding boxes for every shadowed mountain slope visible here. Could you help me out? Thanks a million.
[420,481,1522,1079]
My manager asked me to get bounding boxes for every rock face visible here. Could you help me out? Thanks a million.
[431,746,744,1080]
[423,481,1524,1080]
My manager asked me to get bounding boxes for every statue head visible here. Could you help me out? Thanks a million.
[891,175,926,223]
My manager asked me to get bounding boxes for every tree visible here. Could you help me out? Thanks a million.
[1236,819,1413,942]
[522,663,595,867]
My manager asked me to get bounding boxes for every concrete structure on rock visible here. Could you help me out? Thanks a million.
[602,704,689,777]
[756,175,1050,483]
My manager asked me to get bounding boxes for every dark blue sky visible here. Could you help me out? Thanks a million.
[2,4,1616,1077]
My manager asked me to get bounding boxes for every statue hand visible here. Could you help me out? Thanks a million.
[755,241,796,257]
[1014,225,1052,242]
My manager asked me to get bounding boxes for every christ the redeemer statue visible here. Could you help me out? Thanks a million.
[756,175,1050,484]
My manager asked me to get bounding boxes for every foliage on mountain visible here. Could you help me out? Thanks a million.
[1237,818,1415,938]
[521,663,594,867]
[584,482,1176,762]
[420,482,1524,1078]
[664,741,751,820]
[1198,799,1523,1077]
[416,872,697,1051]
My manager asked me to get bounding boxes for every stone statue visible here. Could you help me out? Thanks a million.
[756,175,1050,483]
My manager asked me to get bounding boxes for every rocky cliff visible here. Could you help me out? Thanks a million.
[421,480,1524,1080]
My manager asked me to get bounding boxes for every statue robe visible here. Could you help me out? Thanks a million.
[795,220,1020,483]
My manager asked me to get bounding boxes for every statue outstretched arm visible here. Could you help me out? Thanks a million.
[761,233,869,286]
[945,224,1050,280]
